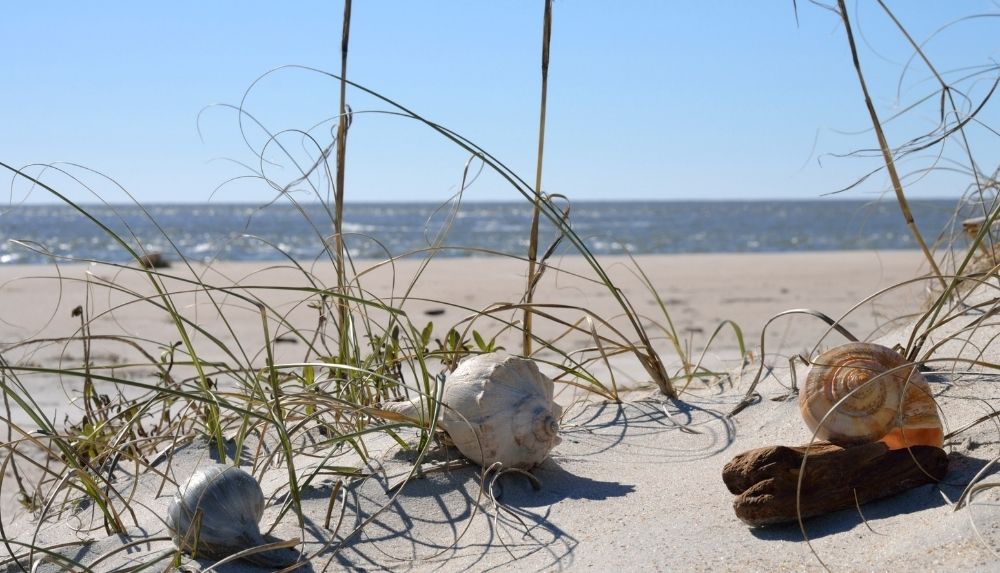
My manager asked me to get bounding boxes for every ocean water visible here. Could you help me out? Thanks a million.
[0,200,973,265]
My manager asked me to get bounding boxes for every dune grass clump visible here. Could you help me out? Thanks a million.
[0,4,751,569]
[0,131,736,570]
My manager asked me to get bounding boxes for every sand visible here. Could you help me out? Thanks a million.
[4,249,999,571]
[0,249,929,374]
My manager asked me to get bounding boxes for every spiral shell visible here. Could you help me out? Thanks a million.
[383,353,562,469]
[800,342,942,449]
[166,464,296,567]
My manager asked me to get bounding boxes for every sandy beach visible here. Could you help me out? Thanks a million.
[0,249,929,374]
[4,1,996,570]
[4,248,999,572]
[0,249,929,427]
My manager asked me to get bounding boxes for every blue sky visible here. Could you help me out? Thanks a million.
[2,2,998,204]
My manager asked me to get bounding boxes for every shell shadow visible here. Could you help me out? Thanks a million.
[486,457,636,509]
[295,396,731,570]
[748,451,988,541]
[313,456,600,572]
[182,542,310,573]
[373,445,635,505]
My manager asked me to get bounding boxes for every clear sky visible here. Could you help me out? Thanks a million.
[2,1,998,205]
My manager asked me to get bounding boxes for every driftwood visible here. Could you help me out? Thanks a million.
[138,252,170,269]
[722,441,948,526]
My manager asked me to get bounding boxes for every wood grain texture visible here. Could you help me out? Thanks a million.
[722,442,948,526]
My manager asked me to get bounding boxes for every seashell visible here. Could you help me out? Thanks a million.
[165,464,297,567]
[800,342,943,449]
[382,353,562,469]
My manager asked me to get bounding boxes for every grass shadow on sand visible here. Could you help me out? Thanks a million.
[244,449,648,573]
[333,459,583,572]
[557,397,738,462]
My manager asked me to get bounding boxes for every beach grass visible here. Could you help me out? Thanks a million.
[1,1,1000,571]
[0,82,729,573]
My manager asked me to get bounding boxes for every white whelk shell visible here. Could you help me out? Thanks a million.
[383,353,562,470]
[165,464,297,567]
[800,342,943,449]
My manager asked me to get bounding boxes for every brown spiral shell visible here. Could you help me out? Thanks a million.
[800,342,942,448]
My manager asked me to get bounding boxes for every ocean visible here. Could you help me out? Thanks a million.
[0,199,974,265]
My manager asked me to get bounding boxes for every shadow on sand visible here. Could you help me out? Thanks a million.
[313,395,738,571]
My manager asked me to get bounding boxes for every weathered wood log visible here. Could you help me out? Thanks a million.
[722,441,948,526]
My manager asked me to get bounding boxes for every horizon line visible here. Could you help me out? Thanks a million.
[5,196,961,207]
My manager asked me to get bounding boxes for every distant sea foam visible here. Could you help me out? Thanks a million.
[0,200,972,265]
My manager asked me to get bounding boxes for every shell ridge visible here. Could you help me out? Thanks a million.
[166,464,295,566]
[435,353,560,469]
[800,342,942,448]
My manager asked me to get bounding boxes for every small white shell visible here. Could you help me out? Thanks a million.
[384,353,562,469]
[800,342,943,449]
[166,464,295,566]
